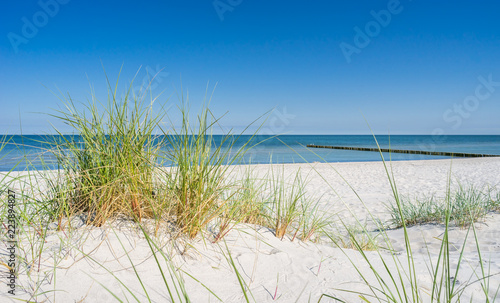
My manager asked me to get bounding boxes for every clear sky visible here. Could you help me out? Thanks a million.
[1,0,500,135]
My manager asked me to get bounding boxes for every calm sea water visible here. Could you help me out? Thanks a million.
[1,135,499,171]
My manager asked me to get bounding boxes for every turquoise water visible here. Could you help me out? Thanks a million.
[1,135,499,171]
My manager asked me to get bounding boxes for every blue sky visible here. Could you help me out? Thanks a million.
[1,0,500,134]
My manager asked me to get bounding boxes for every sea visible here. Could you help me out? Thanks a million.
[1,135,499,171]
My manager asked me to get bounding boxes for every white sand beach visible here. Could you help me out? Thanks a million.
[2,157,500,302]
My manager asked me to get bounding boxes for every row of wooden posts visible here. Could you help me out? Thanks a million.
[305,145,499,158]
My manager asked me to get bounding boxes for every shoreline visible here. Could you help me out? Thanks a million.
[4,154,500,171]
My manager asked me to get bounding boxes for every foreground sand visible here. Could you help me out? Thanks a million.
[2,158,500,302]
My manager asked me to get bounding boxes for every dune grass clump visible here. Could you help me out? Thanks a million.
[295,193,330,242]
[159,98,256,239]
[213,167,267,242]
[229,168,267,226]
[46,75,166,227]
[387,194,442,227]
[214,165,329,243]
[451,184,492,227]
[489,191,500,212]
[330,223,379,251]
[388,184,495,228]
[267,167,304,239]
[264,167,309,240]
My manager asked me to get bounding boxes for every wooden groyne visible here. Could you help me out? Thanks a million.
[306,145,500,158]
